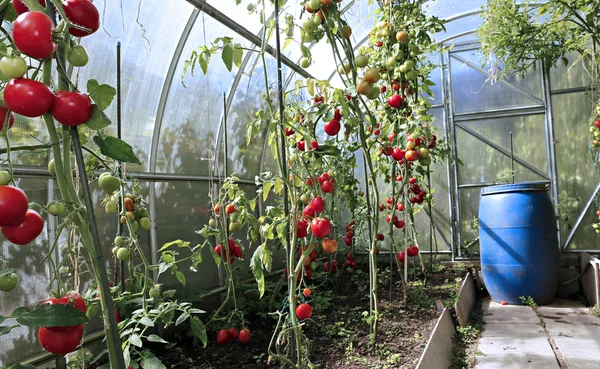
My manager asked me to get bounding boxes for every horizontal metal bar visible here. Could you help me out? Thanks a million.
[456,123,550,180]
[9,166,257,185]
[458,180,550,189]
[434,29,478,46]
[454,105,546,122]
[551,86,598,95]
[186,0,314,80]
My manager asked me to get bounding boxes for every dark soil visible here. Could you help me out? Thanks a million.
[155,261,469,369]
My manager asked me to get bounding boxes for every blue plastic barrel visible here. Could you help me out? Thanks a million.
[479,183,559,305]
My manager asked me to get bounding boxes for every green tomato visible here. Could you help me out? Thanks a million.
[229,221,241,232]
[310,262,317,271]
[208,219,217,228]
[247,3,254,11]
[112,246,120,255]
[116,248,130,261]
[48,160,56,177]
[67,45,89,67]
[300,193,311,204]
[0,56,27,79]
[399,64,408,73]
[105,200,118,215]
[286,28,294,38]
[395,49,405,59]
[367,88,380,100]
[139,217,151,231]
[406,70,419,81]
[114,236,125,246]
[130,220,140,232]
[403,60,416,71]
[47,201,66,216]
[230,212,239,222]
[302,19,315,32]
[309,0,321,10]
[386,56,397,67]
[0,170,11,186]
[0,272,18,292]
[303,32,316,43]
[419,157,431,166]
[355,55,368,68]
[300,57,310,68]
[149,288,160,299]
[98,174,121,194]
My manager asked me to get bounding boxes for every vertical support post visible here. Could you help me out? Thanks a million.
[116,41,125,288]
[70,126,125,369]
[362,153,374,332]
[510,131,515,184]
[427,171,433,271]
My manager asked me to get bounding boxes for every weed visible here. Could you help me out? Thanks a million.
[451,296,484,368]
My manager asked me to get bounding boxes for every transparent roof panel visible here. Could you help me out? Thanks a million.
[155,13,250,176]
[77,0,194,172]
[425,0,487,19]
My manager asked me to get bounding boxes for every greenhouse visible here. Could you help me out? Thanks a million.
[0,0,599,368]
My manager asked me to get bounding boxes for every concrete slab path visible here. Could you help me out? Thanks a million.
[475,298,600,369]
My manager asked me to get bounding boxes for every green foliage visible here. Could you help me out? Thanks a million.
[0,304,89,337]
[93,134,142,165]
[182,37,244,84]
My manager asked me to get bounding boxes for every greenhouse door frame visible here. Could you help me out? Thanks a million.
[438,39,581,260]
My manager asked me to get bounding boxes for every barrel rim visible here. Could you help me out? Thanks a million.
[481,182,548,196]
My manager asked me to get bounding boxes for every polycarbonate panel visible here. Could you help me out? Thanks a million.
[155,15,251,177]
[436,15,483,42]
[552,92,599,249]
[154,181,218,294]
[0,116,50,166]
[455,128,546,184]
[0,178,50,366]
[425,0,486,19]
[458,187,481,257]
[549,51,591,91]
[450,55,542,114]
[207,0,265,34]
[460,115,548,175]
[77,0,194,172]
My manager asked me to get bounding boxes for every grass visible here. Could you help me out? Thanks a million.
[451,296,484,369]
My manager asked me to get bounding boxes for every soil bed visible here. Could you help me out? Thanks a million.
[156,261,468,369]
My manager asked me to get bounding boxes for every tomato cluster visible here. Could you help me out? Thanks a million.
[397,245,419,263]
[214,238,243,263]
[216,327,251,345]
[344,253,358,270]
[0,185,43,245]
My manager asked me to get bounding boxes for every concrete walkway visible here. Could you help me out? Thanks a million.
[475,298,600,369]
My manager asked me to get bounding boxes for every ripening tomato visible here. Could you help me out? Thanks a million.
[228,327,239,340]
[321,238,338,254]
[216,329,230,345]
[302,205,315,219]
[63,0,100,37]
[38,324,84,355]
[321,180,334,193]
[1,209,44,245]
[52,91,93,126]
[405,149,419,161]
[388,94,403,109]
[12,0,46,15]
[13,11,56,59]
[296,303,313,320]
[225,204,236,214]
[4,78,54,117]
[310,218,331,238]
[324,119,341,136]
[303,288,311,297]
[0,186,29,227]
[297,219,309,238]
[397,251,406,263]
[407,246,420,257]
[0,107,15,131]
[310,196,325,213]
[42,292,87,331]
[239,328,251,344]
[124,197,135,212]
[391,148,405,161]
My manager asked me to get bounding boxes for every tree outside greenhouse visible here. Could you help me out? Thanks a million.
[0,0,599,369]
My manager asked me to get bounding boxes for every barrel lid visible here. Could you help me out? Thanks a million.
[481,182,549,196]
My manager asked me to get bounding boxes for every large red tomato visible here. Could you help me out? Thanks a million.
[41,292,87,331]
[1,209,44,245]
[13,11,56,59]
[0,186,29,227]
[295,303,313,320]
[12,0,46,15]
[51,91,93,126]
[63,0,100,37]
[38,324,84,355]
[4,79,54,117]
[0,107,15,131]
[310,218,331,238]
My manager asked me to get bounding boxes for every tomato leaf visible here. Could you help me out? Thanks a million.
[11,304,89,327]
[87,80,116,111]
[175,313,189,326]
[233,43,243,68]
[147,334,168,344]
[141,355,167,369]
[129,333,143,347]
[94,135,142,165]
[175,271,186,286]
[221,41,234,71]
[190,317,207,347]
[159,240,191,252]
[0,324,20,336]
[85,105,112,130]
[139,317,154,327]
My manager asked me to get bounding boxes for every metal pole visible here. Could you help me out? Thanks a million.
[446,50,461,260]
[70,126,125,369]
[440,52,456,259]
[427,171,433,271]
[362,153,374,332]
[510,131,515,184]
[116,41,125,289]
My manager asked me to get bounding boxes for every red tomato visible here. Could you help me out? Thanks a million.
[296,303,313,320]
[391,148,405,161]
[12,12,56,59]
[405,149,420,161]
[388,94,403,108]
[397,251,405,263]
[12,0,46,15]
[344,236,352,246]
[51,91,93,126]
[297,140,306,151]
[346,253,352,260]
[225,204,236,214]
[63,0,100,37]
[310,139,318,150]
[302,205,315,219]
[394,219,406,229]
[321,180,334,193]
[318,173,329,184]
[376,233,384,241]
[310,196,325,213]
[4,78,54,117]
[1,209,44,245]
[306,177,314,187]
[228,327,239,340]
[407,246,420,257]
[310,218,331,238]
[124,197,135,212]
[351,261,358,269]
[42,292,87,331]
[297,219,308,238]
[216,329,230,345]
[0,107,15,131]
[324,119,341,136]
[0,185,29,227]
[239,328,252,344]
[345,259,352,267]
[333,109,342,120]
[38,324,84,354]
